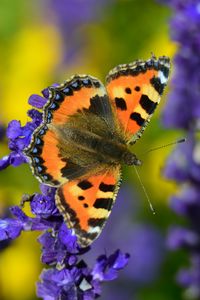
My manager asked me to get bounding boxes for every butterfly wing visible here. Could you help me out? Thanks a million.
[56,167,121,247]
[25,75,115,186]
[25,124,68,186]
[106,56,170,144]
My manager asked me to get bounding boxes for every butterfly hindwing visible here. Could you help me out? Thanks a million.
[106,56,170,144]
[55,167,121,247]
[25,124,67,186]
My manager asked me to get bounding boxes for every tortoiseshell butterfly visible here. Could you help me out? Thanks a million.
[25,55,170,247]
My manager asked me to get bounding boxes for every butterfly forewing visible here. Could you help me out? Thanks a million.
[25,75,116,186]
[106,56,170,144]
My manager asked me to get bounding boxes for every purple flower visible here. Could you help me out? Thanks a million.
[30,184,58,218]
[37,268,79,300]
[0,209,12,250]
[28,94,48,109]
[0,218,23,241]
[0,89,48,171]
[0,206,52,242]
[162,0,200,297]
[38,227,78,266]
[0,119,36,169]
[177,255,200,299]
[164,134,200,184]
[162,1,200,129]
[58,223,79,254]
[37,249,128,300]
[167,227,199,250]
[92,250,130,281]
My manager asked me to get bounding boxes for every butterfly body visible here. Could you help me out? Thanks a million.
[25,55,170,247]
[52,113,140,170]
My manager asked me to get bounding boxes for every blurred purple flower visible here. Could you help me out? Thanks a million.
[37,249,128,300]
[163,135,200,184]
[162,1,200,129]
[167,226,199,250]
[177,255,200,299]
[126,225,165,284]
[162,0,200,297]
[43,0,110,65]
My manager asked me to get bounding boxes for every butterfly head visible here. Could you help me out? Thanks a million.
[122,151,142,166]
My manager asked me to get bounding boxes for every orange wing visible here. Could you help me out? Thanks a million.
[45,75,113,127]
[55,167,121,247]
[25,75,114,186]
[106,56,170,144]
[25,124,66,186]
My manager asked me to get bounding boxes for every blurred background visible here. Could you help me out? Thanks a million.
[0,0,188,299]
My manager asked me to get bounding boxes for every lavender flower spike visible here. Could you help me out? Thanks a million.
[162,0,200,298]
[0,86,50,171]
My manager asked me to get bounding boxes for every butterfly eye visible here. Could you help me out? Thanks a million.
[122,151,142,166]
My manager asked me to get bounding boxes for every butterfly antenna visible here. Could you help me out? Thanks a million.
[133,165,156,215]
[143,138,186,156]
[134,138,186,214]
